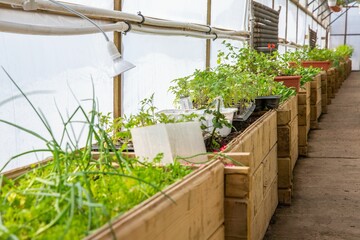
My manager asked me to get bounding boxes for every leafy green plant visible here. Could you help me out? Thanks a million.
[203,101,233,151]
[272,81,297,102]
[296,67,321,86]
[96,93,199,149]
[335,44,354,59]
[0,68,192,239]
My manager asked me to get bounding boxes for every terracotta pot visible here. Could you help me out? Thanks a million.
[330,5,341,12]
[274,75,301,92]
[289,62,298,68]
[301,61,332,71]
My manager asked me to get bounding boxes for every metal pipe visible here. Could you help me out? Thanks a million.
[0,0,250,38]
[0,20,128,35]
[312,0,327,13]
[322,12,332,21]
[307,0,316,6]
[318,8,328,17]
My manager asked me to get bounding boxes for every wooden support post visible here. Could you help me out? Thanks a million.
[114,0,122,118]
[206,0,212,69]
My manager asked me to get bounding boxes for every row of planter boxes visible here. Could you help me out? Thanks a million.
[2,60,352,240]
[274,58,352,205]
[225,111,278,240]
[310,74,322,130]
[321,71,328,114]
[276,95,298,204]
[298,81,311,157]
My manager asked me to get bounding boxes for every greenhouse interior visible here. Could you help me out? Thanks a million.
[0,0,359,239]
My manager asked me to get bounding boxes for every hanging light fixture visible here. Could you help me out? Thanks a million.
[22,0,135,77]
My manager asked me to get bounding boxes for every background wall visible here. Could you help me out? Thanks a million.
[0,0,345,171]
[0,1,114,170]
[330,6,360,71]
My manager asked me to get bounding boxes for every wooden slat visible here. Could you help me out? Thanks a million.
[277,95,298,126]
[208,225,225,240]
[3,157,52,179]
[87,160,224,240]
[113,0,122,118]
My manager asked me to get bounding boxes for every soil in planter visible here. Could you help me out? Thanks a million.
[91,141,134,152]
[205,111,266,152]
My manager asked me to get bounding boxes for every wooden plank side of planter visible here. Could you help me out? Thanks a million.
[227,110,277,173]
[224,145,277,240]
[87,160,224,240]
[224,165,263,223]
[326,68,334,103]
[208,225,225,240]
[310,74,322,89]
[334,67,340,92]
[3,157,53,179]
[277,95,297,126]
[263,144,278,195]
[298,125,308,146]
[224,198,248,239]
[330,68,336,98]
[310,100,322,122]
[310,84,322,105]
[278,123,298,190]
[249,176,278,240]
[277,117,298,158]
[278,188,292,205]
[278,157,291,189]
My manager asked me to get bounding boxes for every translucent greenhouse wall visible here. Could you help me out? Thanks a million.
[0,1,115,170]
[0,0,331,170]
[330,7,360,71]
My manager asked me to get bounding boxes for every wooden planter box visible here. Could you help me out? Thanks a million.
[276,95,298,205]
[339,62,346,84]
[224,111,278,240]
[310,74,322,129]
[298,82,311,156]
[334,67,340,93]
[3,158,224,240]
[346,59,352,76]
[320,71,328,114]
[327,68,336,100]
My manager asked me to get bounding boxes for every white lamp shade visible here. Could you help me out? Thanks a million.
[112,58,136,76]
[107,41,135,76]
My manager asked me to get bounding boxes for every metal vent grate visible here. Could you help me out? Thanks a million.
[309,28,317,49]
[252,1,280,53]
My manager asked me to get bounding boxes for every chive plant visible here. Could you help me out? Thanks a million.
[0,68,192,239]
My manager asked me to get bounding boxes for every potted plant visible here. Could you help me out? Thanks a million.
[335,44,354,60]
[287,47,335,70]
[328,0,345,12]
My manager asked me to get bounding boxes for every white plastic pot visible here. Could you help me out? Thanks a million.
[327,0,337,6]
[204,108,238,137]
[131,122,207,164]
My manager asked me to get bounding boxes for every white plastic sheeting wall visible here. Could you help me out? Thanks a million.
[274,0,287,39]
[122,0,248,116]
[122,34,206,115]
[0,1,114,170]
[330,7,360,70]
[0,0,339,171]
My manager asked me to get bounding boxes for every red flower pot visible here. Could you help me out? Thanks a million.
[274,75,301,92]
[330,5,341,12]
[301,61,332,71]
